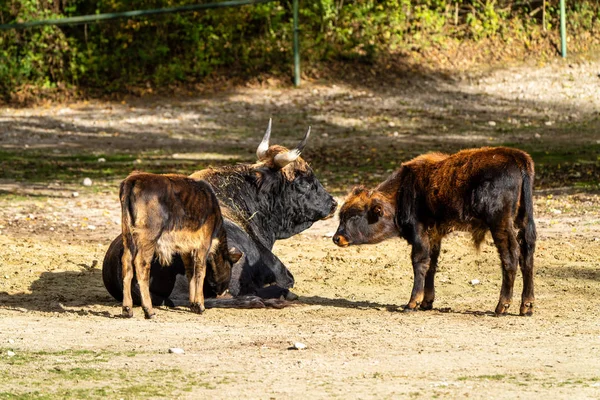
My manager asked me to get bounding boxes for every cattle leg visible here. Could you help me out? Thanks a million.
[421,238,441,310]
[517,221,536,316]
[134,246,156,319]
[405,235,431,311]
[181,253,196,305]
[491,223,519,315]
[189,248,208,314]
[121,239,134,318]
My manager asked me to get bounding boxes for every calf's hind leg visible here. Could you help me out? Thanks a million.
[121,239,134,318]
[490,221,520,315]
[517,221,536,316]
[134,245,156,319]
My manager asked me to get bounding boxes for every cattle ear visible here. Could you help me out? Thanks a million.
[228,247,243,264]
[367,200,384,224]
[352,186,366,196]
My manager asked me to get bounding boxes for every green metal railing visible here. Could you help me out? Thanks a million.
[560,0,567,58]
[0,0,302,85]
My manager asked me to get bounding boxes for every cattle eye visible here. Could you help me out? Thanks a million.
[296,178,311,190]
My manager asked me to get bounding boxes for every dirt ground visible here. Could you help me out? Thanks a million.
[1,56,600,399]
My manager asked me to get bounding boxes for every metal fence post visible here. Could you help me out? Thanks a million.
[560,0,567,58]
[293,0,300,87]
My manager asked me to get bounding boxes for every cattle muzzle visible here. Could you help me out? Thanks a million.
[332,231,350,247]
[322,198,338,220]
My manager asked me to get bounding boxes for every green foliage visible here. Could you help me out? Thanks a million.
[0,0,599,97]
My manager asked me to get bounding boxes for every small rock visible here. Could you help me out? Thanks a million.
[8,339,14,344]
[470,279,480,286]
[551,208,562,215]
[393,131,399,137]
[82,178,93,187]
[97,158,106,163]
[545,121,554,126]
[388,121,395,127]
[324,232,335,238]
[7,351,15,357]
[72,192,79,198]
[293,342,307,350]
[534,133,541,139]
[88,225,97,230]
[488,121,496,126]
[168,348,185,354]
[321,133,329,138]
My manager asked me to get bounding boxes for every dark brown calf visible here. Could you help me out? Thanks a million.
[120,173,242,318]
[334,147,536,316]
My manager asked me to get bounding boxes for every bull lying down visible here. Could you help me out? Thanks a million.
[334,147,536,316]
[120,173,242,319]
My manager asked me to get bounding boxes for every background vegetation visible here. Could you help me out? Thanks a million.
[1,0,599,99]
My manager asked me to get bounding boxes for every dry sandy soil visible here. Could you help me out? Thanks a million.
[0,56,600,399]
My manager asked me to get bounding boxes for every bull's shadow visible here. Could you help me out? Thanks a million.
[0,267,116,317]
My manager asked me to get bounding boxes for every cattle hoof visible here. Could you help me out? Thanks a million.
[190,303,205,314]
[519,302,534,316]
[420,301,434,311]
[402,305,418,313]
[143,308,156,319]
[122,306,133,318]
[494,302,510,316]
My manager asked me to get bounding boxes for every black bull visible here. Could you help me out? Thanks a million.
[102,123,337,307]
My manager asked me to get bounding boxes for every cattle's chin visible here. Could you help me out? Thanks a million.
[321,209,336,221]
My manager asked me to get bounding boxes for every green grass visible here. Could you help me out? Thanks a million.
[0,348,235,399]
[0,150,240,185]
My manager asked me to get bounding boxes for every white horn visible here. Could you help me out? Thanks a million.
[256,118,272,160]
[274,126,311,168]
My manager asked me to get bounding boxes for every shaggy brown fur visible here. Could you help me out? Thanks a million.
[120,172,241,319]
[335,147,536,316]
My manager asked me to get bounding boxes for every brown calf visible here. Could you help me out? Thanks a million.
[120,172,242,318]
[334,147,536,316]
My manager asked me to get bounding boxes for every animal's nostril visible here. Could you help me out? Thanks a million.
[333,235,340,244]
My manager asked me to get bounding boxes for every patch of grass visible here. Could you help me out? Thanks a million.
[48,367,109,381]
[0,150,238,184]
[458,374,506,381]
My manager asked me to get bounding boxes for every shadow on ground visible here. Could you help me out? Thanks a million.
[0,269,114,316]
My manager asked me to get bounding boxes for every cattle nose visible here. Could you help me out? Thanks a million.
[333,233,349,247]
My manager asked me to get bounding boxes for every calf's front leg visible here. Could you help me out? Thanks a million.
[405,234,431,311]
[420,238,441,310]
[190,254,207,314]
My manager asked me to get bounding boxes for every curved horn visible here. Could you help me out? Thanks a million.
[256,118,272,161]
[274,126,311,168]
